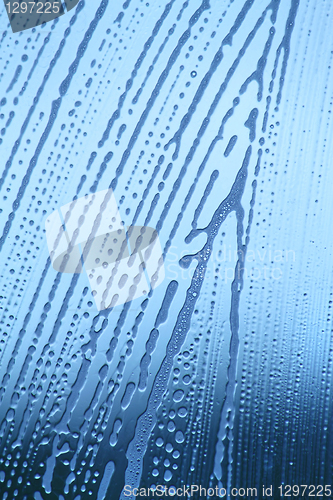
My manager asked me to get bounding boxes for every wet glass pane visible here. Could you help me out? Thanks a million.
[0,0,332,498]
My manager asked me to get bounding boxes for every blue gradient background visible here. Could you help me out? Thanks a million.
[0,0,332,498]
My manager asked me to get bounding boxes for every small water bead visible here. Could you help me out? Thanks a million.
[173,389,184,402]
[167,421,176,432]
[178,407,188,418]
[166,443,173,453]
[164,470,172,482]
[156,437,163,447]
[175,431,184,443]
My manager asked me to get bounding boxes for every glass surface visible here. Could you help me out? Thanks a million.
[0,0,332,498]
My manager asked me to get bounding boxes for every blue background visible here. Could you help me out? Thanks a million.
[0,0,332,498]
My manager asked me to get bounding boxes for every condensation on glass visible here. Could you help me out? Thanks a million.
[0,0,332,499]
